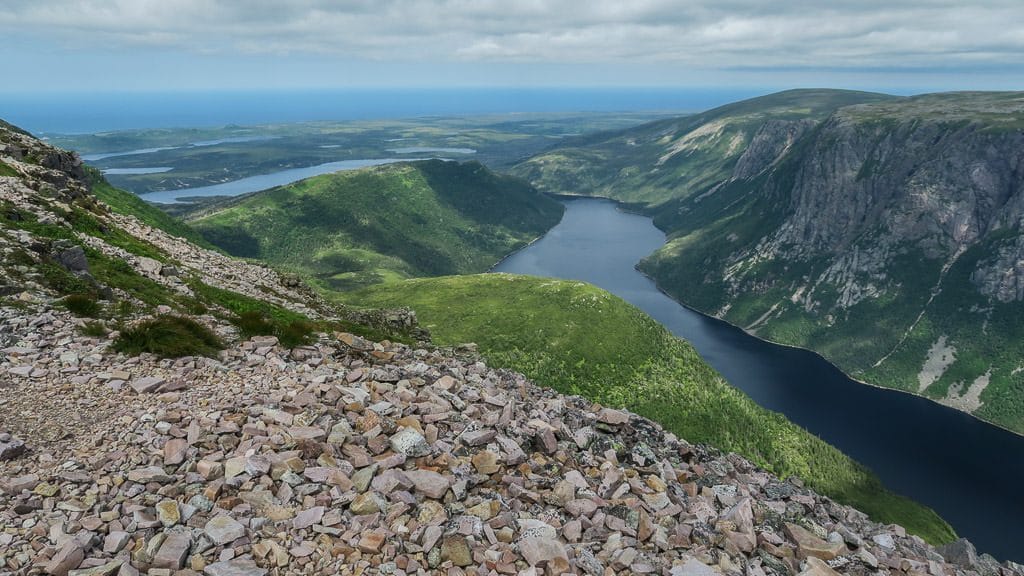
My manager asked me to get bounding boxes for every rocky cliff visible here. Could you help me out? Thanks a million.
[2,120,1021,575]
[517,90,1024,434]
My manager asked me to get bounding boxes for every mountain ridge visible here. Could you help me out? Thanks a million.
[513,89,1024,434]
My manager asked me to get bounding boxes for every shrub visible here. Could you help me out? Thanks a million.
[279,319,318,348]
[232,310,277,340]
[112,315,223,358]
[230,310,318,348]
[61,293,101,317]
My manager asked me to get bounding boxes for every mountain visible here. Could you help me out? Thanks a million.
[513,89,896,206]
[514,90,1024,434]
[7,117,1024,572]
[189,160,564,291]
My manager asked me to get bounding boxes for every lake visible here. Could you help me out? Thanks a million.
[494,197,1024,562]
[141,158,425,204]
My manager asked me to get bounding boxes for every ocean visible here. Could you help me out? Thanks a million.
[0,87,762,134]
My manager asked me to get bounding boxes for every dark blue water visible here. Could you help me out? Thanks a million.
[0,88,760,134]
[495,198,1024,562]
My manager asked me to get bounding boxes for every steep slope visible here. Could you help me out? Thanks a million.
[640,92,1024,433]
[346,274,954,544]
[189,160,564,291]
[0,120,409,354]
[515,90,1024,434]
[3,119,1020,574]
[512,89,895,206]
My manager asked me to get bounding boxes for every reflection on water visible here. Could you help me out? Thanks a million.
[495,197,1024,562]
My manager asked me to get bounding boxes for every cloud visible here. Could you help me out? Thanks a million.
[1,0,1022,79]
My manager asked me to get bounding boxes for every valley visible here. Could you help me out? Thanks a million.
[514,89,1024,436]
[6,90,1024,567]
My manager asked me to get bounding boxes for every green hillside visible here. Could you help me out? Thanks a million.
[190,160,563,291]
[512,89,895,206]
[346,273,955,545]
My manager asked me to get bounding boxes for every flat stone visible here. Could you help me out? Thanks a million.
[518,537,568,567]
[203,557,267,576]
[224,456,246,480]
[460,428,496,446]
[130,376,165,394]
[785,523,847,560]
[103,531,131,554]
[350,492,385,515]
[287,426,325,441]
[597,408,630,425]
[351,464,378,492]
[127,466,174,483]
[156,499,180,526]
[292,506,325,530]
[405,469,450,499]
[205,515,247,545]
[3,473,39,494]
[44,541,84,576]
[440,536,473,567]
[163,438,188,466]
[152,531,191,570]
[872,533,896,550]
[358,530,386,553]
[670,558,720,576]
[471,450,500,474]
[67,560,122,576]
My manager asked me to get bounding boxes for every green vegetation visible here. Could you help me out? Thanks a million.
[50,112,677,196]
[0,160,18,177]
[60,293,102,317]
[191,160,563,290]
[347,273,955,545]
[112,315,223,358]
[231,310,317,348]
[513,89,895,206]
[515,88,1024,434]
[85,167,214,248]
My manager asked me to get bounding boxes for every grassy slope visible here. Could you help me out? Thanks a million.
[512,89,895,206]
[346,273,955,545]
[84,167,215,249]
[190,160,563,291]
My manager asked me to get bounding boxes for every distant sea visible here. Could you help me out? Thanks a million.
[0,88,763,134]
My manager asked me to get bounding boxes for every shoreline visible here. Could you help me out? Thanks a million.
[493,191,1024,438]
[616,214,1024,440]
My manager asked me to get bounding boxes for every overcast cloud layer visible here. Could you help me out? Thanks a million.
[2,0,1022,91]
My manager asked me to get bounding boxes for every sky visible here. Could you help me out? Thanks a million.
[1,0,1022,94]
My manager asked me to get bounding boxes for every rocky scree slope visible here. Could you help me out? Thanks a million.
[0,121,1016,575]
[516,90,1024,434]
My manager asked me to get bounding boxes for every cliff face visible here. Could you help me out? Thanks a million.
[518,91,1024,434]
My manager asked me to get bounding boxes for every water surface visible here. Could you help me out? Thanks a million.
[495,197,1024,562]
[387,147,476,154]
[102,167,173,175]
[142,158,424,203]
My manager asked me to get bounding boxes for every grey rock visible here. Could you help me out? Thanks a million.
[203,557,267,576]
[204,515,247,545]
